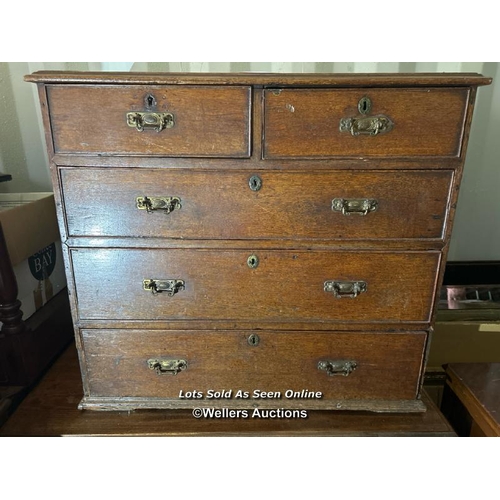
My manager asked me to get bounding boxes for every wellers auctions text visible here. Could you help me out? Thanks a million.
[179,389,323,399]
[192,408,309,419]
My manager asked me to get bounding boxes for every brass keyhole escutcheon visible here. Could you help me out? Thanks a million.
[248,333,260,346]
[249,175,262,192]
[247,254,259,269]
[358,96,372,115]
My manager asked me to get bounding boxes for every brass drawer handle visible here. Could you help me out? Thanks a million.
[127,112,174,132]
[318,360,357,377]
[136,196,181,214]
[339,115,393,136]
[324,280,367,299]
[332,198,378,216]
[143,279,185,296]
[148,358,187,376]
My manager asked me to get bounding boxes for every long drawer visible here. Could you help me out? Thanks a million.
[47,85,251,156]
[61,168,452,241]
[71,249,440,323]
[264,88,468,158]
[81,329,426,402]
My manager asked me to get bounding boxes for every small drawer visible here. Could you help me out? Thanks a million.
[263,88,468,158]
[81,329,426,403]
[47,85,251,157]
[72,248,440,323]
[61,168,452,241]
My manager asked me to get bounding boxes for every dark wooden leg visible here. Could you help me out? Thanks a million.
[0,223,27,335]
[0,222,31,385]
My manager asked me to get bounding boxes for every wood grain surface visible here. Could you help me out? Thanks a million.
[53,154,464,170]
[47,85,251,156]
[264,88,468,158]
[25,71,492,87]
[61,168,453,241]
[80,329,426,402]
[71,249,440,323]
[444,363,500,436]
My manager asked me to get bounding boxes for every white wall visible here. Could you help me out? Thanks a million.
[0,62,498,260]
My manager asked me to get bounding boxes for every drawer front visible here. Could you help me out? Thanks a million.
[81,329,426,401]
[62,168,452,241]
[47,85,251,156]
[72,249,440,323]
[264,88,468,158]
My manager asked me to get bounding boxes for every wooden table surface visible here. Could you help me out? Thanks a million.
[0,343,455,436]
[445,363,500,437]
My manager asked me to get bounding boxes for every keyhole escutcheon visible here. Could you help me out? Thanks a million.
[247,334,260,346]
[249,175,262,192]
[145,93,157,110]
[247,254,259,269]
[358,96,372,115]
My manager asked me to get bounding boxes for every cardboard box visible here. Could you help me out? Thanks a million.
[428,321,500,369]
[0,193,60,266]
[0,193,66,321]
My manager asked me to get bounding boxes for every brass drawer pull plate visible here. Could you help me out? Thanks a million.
[127,112,175,132]
[148,358,187,376]
[318,360,357,377]
[332,198,378,216]
[324,280,367,299]
[339,115,393,136]
[339,96,393,136]
[143,279,185,296]
[136,196,181,214]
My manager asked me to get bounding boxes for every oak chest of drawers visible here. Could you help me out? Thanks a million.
[26,71,491,412]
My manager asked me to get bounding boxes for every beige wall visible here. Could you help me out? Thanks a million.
[0,62,498,260]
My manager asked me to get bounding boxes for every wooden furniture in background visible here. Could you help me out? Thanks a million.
[441,363,500,436]
[25,71,491,413]
[0,221,72,387]
[425,262,500,408]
